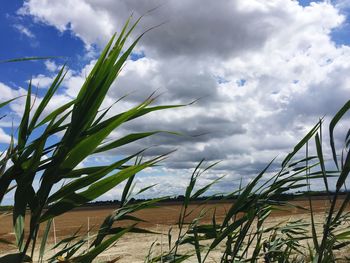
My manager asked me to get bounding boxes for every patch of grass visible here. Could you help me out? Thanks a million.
[0,206,13,212]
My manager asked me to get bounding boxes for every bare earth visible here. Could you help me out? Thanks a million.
[0,199,347,262]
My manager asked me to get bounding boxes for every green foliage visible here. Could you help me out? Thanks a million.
[0,17,183,262]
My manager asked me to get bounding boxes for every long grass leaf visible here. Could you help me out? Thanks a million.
[71,227,130,262]
[29,65,67,131]
[60,101,150,170]
[38,219,52,263]
[336,150,350,191]
[0,97,23,109]
[329,100,350,169]
[282,122,320,168]
[18,80,32,148]
[0,56,61,63]
[48,152,140,203]
[94,131,174,153]
[41,155,167,221]
[34,100,74,129]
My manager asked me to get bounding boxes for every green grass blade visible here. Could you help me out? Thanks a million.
[191,176,223,200]
[41,155,167,221]
[221,159,275,228]
[93,131,160,153]
[62,166,110,178]
[329,100,350,170]
[34,100,74,129]
[38,219,52,263]
[86,104,186,136]
[28,65,67,132]
[0,97,23,109]
[193,226,202,263]
[60,101,150,170]
[18,80,32,148]
[336,150,350,191]
[210,215,248,249]
[14,215,24,252]
[315,133,329,193]
[71,227,131,262]
[48,153,140,203]
[282,122,320,168]
[0,56,61,63]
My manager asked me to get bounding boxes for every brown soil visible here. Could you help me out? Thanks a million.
[0,199,332,242]
[0,199,347,262]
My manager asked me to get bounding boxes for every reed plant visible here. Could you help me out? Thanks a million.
[0,17,185,263]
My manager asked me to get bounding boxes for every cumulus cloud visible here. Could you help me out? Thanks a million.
[31,74,57,88]
[18,0,115,48]
[44,60,59,72]
[5,0,350,198]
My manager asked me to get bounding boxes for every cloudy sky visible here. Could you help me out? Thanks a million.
[1,0,350,202]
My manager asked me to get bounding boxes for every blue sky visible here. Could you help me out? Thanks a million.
[0,1,347,92]
[1,0,350,203]
[0,1,348,87]
[1,1,87,87]
[0,0,349,86]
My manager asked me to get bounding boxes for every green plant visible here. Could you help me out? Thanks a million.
[0,17,184,263]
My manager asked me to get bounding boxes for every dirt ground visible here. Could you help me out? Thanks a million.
[0,199,347,262]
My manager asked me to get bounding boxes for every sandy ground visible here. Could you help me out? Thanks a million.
[95,214,314,263]
[1,199,349,262]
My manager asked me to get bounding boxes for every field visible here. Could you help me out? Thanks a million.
[0,198,344,262]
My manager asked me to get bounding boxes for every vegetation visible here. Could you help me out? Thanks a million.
[0,206,13,212]
[0,17,184,262]
[147,108,350,262]
[0,17,350,262]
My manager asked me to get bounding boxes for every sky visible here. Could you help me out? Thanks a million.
[0,0,350,203]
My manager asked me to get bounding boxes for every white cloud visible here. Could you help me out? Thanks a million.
[8,0,350,198]
[0,82,26,101]
[31,74,56,88]
[44,60,59,72]
[18,0,115,46]
[13,24,35,38]
[0,128,12,144]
